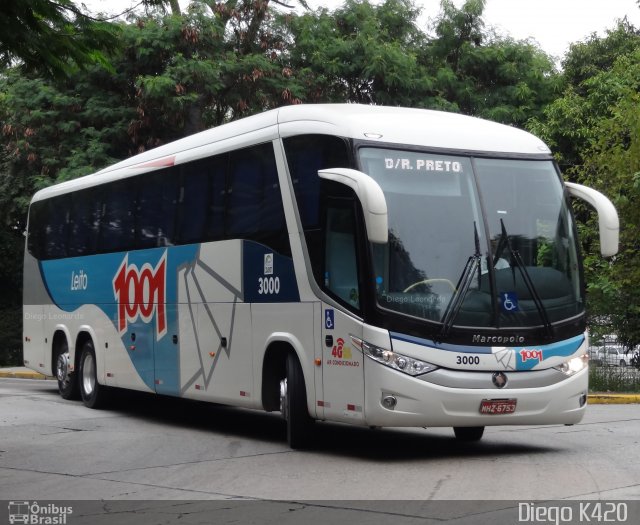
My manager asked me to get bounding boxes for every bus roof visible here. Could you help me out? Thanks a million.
[277,104,550,156]
[31,104,552,203]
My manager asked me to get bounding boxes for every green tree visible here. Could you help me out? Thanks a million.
[287,0,434,106]
[529,21,640,171]
[529,22,640,349]
[574,53,640,349]
[128,0,310,144]
[286,0,559,124]
[0,0,118,78]
[427,0,560,126]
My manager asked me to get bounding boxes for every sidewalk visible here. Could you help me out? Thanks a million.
[1,366,639,403]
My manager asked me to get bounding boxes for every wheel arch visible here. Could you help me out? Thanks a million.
[261,333,313,414]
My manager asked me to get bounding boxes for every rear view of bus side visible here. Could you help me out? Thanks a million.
[23,105,619,448]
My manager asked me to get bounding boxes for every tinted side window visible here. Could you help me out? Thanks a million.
[98,179,135,253]
[325,204,360,309]
[67,189,101,257]
[178,154,227,244]
[137,169,179,248]
[284,135,351,283]
[31,142,293,259]
[43,197,70,259]
[227,143,289,255]
[284,135,351,229]
[27,201,44,259]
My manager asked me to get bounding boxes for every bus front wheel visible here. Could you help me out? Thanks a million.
[79,340,109,409]
[280,353,313,449]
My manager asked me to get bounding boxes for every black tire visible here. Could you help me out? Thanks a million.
[453,426,485,442]
[281,353,314,449]
[78,340,109,409]
[620,360,626,367]
[54,338,79,400]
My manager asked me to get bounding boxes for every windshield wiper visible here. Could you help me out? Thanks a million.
[497,219,554,338]
[438,222,482,340]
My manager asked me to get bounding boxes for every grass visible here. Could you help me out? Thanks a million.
[589,364,640,393]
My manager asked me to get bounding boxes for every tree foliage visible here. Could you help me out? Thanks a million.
[428,0,559,126]
[529,21,640,348]
[0,0,118,78]
[1,0,640,363]
[287,0,432,106]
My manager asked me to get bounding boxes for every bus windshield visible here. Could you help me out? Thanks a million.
[359,148,583,331]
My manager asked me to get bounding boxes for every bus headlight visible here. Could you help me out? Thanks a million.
[351,336,438,376]
[554,354,588,376]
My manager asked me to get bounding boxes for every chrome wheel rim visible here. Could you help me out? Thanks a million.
[56,352,69,384]
[279,378,288,419]
[82,352,95,396]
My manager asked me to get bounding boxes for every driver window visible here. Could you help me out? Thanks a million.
[324,205,360,309]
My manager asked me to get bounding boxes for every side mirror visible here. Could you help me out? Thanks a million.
[318,168,388,244]
[565,181,619,257]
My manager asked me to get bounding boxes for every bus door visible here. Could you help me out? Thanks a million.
[319,199,366,424]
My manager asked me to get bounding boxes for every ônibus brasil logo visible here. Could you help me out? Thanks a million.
[113,250,167,340]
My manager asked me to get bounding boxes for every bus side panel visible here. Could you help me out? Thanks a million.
[23,251,51,375]
[320,306,366,425]
[178,302,254,407]
[22,305,45,374]
[104,307,153,392]
[176,240,255,406]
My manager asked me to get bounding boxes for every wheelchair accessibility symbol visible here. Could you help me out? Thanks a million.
[502,292,519,312]
[325,309,335,330]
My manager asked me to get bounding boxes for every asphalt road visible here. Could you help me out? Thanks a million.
[1,377,639,524]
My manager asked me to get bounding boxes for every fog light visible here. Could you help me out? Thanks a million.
[381,395,397,410]
[579,392,587,407]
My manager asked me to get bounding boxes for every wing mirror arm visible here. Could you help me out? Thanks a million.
[565,181,619,257]
[318,168,388,244]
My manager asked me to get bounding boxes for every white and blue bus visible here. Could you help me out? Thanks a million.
[23,104,619,447]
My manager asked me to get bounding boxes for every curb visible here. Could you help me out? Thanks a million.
[0,370,52,380]
[587,393,640,404]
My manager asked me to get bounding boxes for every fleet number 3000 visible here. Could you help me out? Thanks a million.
[258,276,280,295]
[456,355,480,365]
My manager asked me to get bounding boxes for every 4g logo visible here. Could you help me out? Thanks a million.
[331,338,352,360]
[113,251,167,339]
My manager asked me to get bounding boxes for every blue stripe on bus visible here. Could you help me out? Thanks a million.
[390,331,586,368]
[39,240,299,395]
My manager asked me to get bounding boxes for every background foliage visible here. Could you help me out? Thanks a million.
[1,0,639,365]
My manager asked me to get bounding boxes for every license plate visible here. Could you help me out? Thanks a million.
[479,399,517,415]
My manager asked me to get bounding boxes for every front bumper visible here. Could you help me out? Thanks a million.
[363,359,588,428]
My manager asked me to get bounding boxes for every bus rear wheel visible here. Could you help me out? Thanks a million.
[54,338,78,400]
[453,426,485,442]
[280,353,314,449]
[79,340,109,409]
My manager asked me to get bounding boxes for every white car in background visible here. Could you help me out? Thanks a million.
[600,346,634,367]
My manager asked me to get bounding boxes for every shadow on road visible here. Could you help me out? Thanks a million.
[40,386,559,461]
